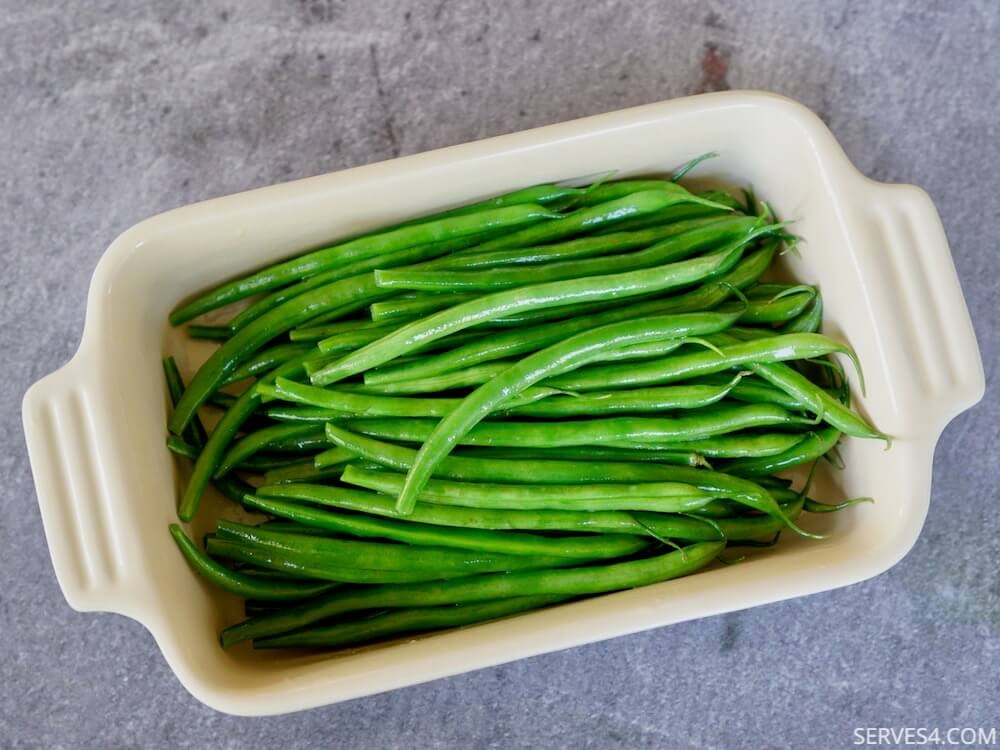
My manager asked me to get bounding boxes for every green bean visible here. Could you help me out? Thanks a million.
[546,333,856,392]
[215,521,577,575]
[725,427,842,476]
[244,495,649,560]
[263,447,356,484]
[384,312,751,514]
[169,524,336,601]
[719,290,815,324]
[499,378,742,417]
[170,203,560,325]
[802,496,873,513]
[259,376,562,418]
[163,358,260,505]
[258,482,706,536]
[782,290,824,334]
[186,324,232,341]
[457,446,708,466]
[214,423,326,478]
[290,321,395,346]
[167,435,303,473]
[731,358,884,441]
[169,271,400,434]
[176,349,325,521]
[614,431,806,458]
[205,537,498,584]
[376,216,764,292]
[417,216,727,271]
[254,594,572,649]
[449,188,731,257]
[369,293,479,323]
[344,405,815,453]
[219,343,313,386]
[340,466,723,512]
[227,541,722,647]
[589,194,737,234]
[700,374,812,411]
[483,240,775,329]
[309,230,751,388]
[323,425,800,532]
[395,182,591,223]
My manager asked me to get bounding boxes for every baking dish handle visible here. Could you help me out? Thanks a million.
[22,353,135,613]
[856,182,985,430]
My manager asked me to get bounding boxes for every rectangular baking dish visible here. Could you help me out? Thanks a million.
[22,91,984,715]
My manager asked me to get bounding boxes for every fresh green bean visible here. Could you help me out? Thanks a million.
[369,293,479,323]
[186,324,232,341]
[323,425,800,532]
[169,270,403,434]
[169,524,336,601]
[167,435,304,473]
[344,405,815,453]
[482,241,775,330]
[417,216,727,271]
[340,466,723,512]
[258,482,712,537]
[457,446,708,466]
[546,333,856,392]
[220,343,313,386]
[447,188,731,258]
[782,290,824,334]
[170,203,560,325]
[215,423,326,478]
[615,431,806,458]
[205,537,505,584]
[375,216,765,292]
[385,311,749,514]
[259,376,562,417]
[310,231,751,387]
[244,495,649,560]
[176,349,327,521]
[719,290,816,324]
[254,594,572,649]
[215,521,579,575]
[725,427,842,476]
[227,541,722,647]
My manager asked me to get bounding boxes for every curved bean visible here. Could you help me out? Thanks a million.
[169,524,336,601]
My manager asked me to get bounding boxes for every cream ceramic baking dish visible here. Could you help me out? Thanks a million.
[22,91,983,715]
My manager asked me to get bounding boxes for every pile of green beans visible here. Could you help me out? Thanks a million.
[163,163,881,652]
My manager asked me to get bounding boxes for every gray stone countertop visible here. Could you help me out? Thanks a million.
[2,2,997,747]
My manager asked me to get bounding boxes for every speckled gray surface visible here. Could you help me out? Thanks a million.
[3,1,998,747]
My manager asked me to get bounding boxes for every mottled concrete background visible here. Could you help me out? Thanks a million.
[2,1,998,747]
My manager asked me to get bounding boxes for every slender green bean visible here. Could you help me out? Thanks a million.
[375,216,766,292]
[170,271,399,435]
[344,405,815,452]
[170,203,560,324]
[309,232,751,387]
[228,541,723,647]
[244,495,649,559]
[546,333,856,392]
[725,427,842,476]
[416,216,726,271]
[215,423,327,478]
[205,537,504,584]
[323,425,800,531]
[169,524,336,601]
[254,594,572,649]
